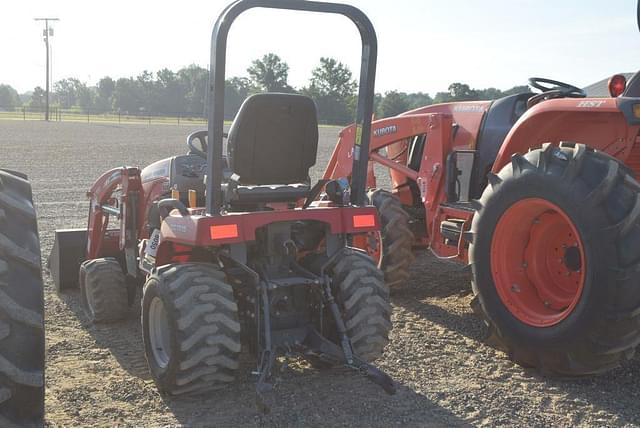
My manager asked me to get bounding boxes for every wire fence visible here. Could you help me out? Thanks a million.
[0,106,207,125]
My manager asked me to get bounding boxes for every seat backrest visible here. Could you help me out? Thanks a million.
[227,93,319,185]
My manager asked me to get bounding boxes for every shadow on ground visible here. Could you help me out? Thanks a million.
[391,251,640,426]
[56,281,470,427]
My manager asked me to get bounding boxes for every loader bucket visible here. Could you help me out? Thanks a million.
[48,228,87,292]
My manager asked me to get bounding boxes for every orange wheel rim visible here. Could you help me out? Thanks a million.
[490,198,586,327]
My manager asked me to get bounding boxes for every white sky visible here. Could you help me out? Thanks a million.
[2,0,639,95]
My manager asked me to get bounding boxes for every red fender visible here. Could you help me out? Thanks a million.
[493,98,639,173]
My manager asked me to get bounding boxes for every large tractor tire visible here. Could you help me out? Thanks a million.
[79,258,129,323]
[331,252,392,361]
[142,263,241,395]
[470,143,640,375]
[367,189,414,288]
[0,170,45,427]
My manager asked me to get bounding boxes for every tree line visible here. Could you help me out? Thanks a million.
[0,53,529,125]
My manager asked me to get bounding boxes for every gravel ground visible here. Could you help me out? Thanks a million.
[1,120,640,427]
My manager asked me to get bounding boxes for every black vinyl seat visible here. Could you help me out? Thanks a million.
[225,93,319,203]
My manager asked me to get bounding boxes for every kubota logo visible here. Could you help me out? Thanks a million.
[373,125,397,137]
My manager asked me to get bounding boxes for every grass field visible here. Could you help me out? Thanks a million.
[2,121,639,427]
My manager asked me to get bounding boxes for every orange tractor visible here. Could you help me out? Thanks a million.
[326,71,640,376]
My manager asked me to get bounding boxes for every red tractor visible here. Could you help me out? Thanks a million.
[326,71,640,376]
[50,0,394,411]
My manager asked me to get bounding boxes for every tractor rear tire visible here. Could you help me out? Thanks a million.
[142,263,241,395]
[79,258,129,323]
[0,170,45,427]
[470,143,640,375]
[368,189,414,288]
[332,252,392,362]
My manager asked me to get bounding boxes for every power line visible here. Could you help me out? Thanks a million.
[34,18,60,121]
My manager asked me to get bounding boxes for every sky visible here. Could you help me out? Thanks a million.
[2,0,639,96]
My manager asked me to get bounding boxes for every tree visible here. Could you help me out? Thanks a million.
[29,87,46,109]
[406,92,433,110]
[476,87,503,100]
[247,53,293,92]
[112,77,139,113]
[0,84,20,109]
[53,78,91,109]
[177,64,208,116]
[76,85,95,112]
[503,85,531,96]
[155,68,184,114]
[225,77,254,119]
[309,57,356,99]
[447,82,478,101]
[304,57,357,125]
[95,77,115,112]
[379,91,410,118]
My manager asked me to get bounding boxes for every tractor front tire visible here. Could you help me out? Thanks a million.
[79,258,129,323]
[332,252,392,361]
[142,263,241,395]
[470,143,640,375]
[368,189,414,288]
[0,170,45,427]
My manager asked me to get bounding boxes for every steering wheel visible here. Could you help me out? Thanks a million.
[187,130,231,159]
[187,130,208,159]
[527,77,586,108]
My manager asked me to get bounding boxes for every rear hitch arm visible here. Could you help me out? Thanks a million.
[304,328,396,395]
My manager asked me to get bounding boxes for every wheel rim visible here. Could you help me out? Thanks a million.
[352,231,383,266]
[149,296,172,368]
[490,198,586,327]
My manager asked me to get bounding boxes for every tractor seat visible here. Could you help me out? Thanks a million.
[225,93,318,204]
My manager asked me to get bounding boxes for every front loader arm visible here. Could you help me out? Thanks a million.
[322,115,432,189]
[86,167,143,277]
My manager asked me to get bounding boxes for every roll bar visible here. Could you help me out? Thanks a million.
[206,0,377,215]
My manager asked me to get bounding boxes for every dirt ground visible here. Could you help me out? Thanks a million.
[2,120,640,427]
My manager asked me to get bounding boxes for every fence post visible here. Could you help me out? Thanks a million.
[118,112,121,124]
[178,115,180,125]
[22,107,25,121]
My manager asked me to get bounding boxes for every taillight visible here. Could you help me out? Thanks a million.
[210,224,239,239]
[608,74,627,97]
[353,214,376,228]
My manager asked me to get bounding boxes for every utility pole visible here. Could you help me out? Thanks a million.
[34,18,59,121]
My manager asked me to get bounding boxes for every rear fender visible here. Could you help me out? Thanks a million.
[492,98,638,173]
